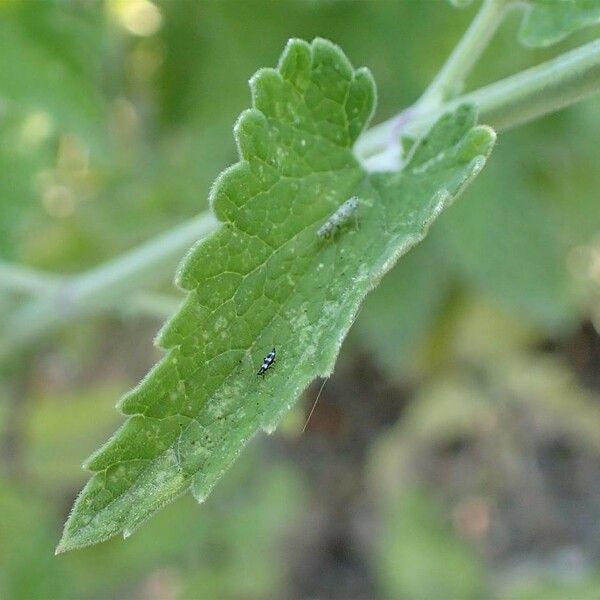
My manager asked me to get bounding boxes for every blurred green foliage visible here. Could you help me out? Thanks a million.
[377,489,486,600]
[1,0,599,597]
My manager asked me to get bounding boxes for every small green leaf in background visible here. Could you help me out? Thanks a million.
[438,155,574,331]
[0,0,107,145]
[0,112,54,259]
[0,0,109,262]
[448,0,600,47]
[519,0,600,47]
[58,37,495,552]
[354,237,452,378]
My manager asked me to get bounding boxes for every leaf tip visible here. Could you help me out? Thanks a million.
[194,492,208,505]
[348,66,377,140]
[456,124,496,163]
[311,37,354,79]
[234,108,270,163]
[311,36,344,57]
[55,523,79,555]
[261,422,277,435]
[248,66,280,112]
[475,124,496,148]
[54,542,66,556]
[354,65,376,89]
[54,527,87,555]
[279,38,311,85]
[282,36,310,55]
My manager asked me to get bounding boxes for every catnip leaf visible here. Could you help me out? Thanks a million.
[57,38,495,552]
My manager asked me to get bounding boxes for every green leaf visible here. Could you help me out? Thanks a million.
[0,111,55,259]
[0,1,107,144]
[438,164,574,330]
[57,38,495,552]
[447,0,600,47]
[519,0,600,47]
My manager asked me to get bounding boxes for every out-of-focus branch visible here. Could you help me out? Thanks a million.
[0,212,218,362]
[0,262,64,295]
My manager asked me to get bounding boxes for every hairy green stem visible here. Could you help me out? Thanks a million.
[361,39,600,170]
[356,0,509,160]
[419,0,509,109]
[0,213,217,361]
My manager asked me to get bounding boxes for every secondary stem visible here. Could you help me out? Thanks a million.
[361,39,600,170]
[0,212,217,361]
[453,38,600,131]
[0,262,64,295]
[419,0,509,109]
[125,292,183,320]
[356,0,509,161]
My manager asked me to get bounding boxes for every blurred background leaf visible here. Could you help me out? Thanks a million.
[519,0,600,47]
[376,488,485,600]
[448,0,600,48]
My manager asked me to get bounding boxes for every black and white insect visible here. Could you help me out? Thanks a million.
[317,196,360,238]
[257,347,276,377]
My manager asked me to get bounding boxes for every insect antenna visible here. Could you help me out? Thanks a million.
[302,377,328,433]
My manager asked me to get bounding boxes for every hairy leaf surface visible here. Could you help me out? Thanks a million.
[58,38,495,552]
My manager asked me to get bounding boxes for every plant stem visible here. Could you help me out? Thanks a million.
[71,213,217,308]
[0,212,217,361]
[419,0,509,110]
[2,40,600,361]
[125,292,183,320]
[356,0,509,161]
[0,262,63,295]
[453,38,600,130]
[361,39,600,170]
